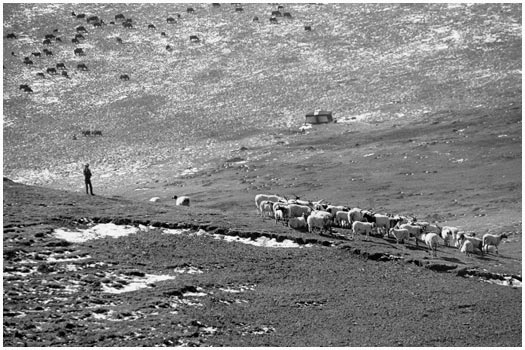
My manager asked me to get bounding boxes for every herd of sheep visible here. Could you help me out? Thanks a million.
[255,193,509,258]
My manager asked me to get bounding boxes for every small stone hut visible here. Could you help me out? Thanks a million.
[305,110,333,124]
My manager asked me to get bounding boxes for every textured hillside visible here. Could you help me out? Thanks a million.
[3,3,521,194]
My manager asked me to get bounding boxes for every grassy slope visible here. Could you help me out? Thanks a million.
[3,3,521,189]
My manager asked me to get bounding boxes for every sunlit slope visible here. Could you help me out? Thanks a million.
[3,3,521,187]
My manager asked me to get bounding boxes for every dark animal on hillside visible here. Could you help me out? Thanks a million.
[43,39,52,45]
[72,38,80,44]
[82,130,91,136]
[122,22,133,28]
[148,24,156,29]
[124,18,132,23]
[271,10,282,17]
[23,59,33,65]
[31,52,41,57]
[86,15,99,23]
[76,26,88,33]
[45,34,55,39]
[283,12,292,18]
[76,13,86,19]
[115,13,125,21]
[77,63,88,71]
[55,37,62,42]
[6,33,17,39]
[161,32,167,37]
[36,72,45,78]
[116,37,123,44]
[304,25,312,31]
[166,45,173,51]
[46,67,57,74]
[212,3,221,7]
[43,49,53,56]
[53,28,59,33]
[278,5,284,10]
[189,35,200,42]
[92,130,102,136]
[19,84,30,90]
[12,51,16,56]
[62,71,69,78]
[253,16,259,22]
[119,74,130,81]
[71,11,76,16]
[235,7,244,12]
[187,7,194,13]
[167,17,176,23]
[75,33,85,40]
[269,16,278,24]
[23,86,33,93]
[93,22,102,28]
[109,21,115,25]
[56,63,66,69]
[74,48,84,56]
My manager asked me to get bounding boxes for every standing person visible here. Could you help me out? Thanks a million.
[84,164,94,195]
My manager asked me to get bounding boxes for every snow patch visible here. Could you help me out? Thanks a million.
[52,223,142,243]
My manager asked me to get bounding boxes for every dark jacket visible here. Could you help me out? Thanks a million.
[84,167,92,181]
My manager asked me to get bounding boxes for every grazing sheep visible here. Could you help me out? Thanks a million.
[352,221,375,240]
[441,226,459,246]
[255,194,284,212]
[259,200,275,218]
[440,226,458,247]
[285,203,313,219]
[457,233,483,255]
[398,223,423,243]
[424,223,442,235]
[173,195,190,206]
[307,211,332,235]
[335,210,351,228]
[460,239,473,257]
[423,233,439,257]
[288,213,308,231]
[347,207,365,224]
[372,213,391,234]
[388,228,410,244]
[274,209,285,225]
[326,205,348,216]
[482,233,508,254]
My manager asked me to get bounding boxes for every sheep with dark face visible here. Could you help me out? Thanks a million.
[173,195,190,206]
[457,233,483,255]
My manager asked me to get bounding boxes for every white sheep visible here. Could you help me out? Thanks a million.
[259,200,275,218]
[460,239,473,257]
[457,233,483,255]
[372,213,391,234]
[415,232,439,257]
[173,195,190,206]
[274,209,286,225]
[335,210,351,228]
[388,228,410,244]
[286,203,313,219]
[307,210,333,234]
[288,213,308,231]
[352,221,375,240]
[424,233,439,257]
[347,207,364,224]
[255,194,283,210]
[440,226,458,247]
[398,223,423,244]
[482,233,508,254]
